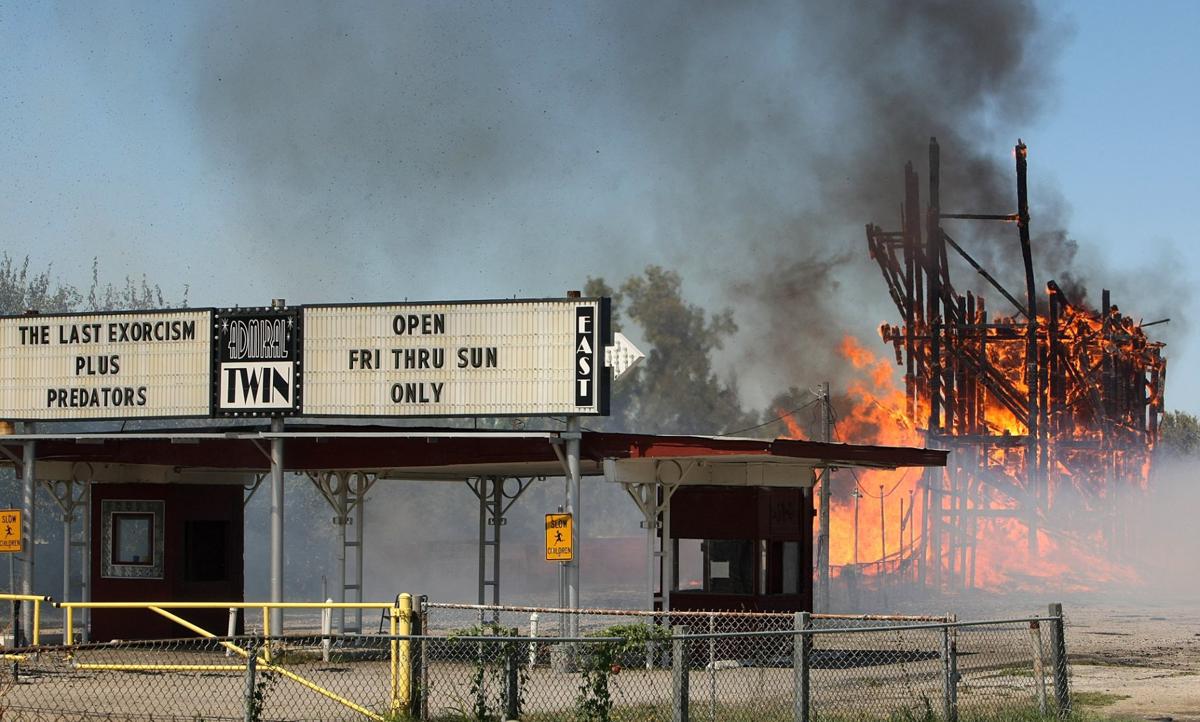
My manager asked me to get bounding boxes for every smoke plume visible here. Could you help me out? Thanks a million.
[182,1,1197,608]
[185,2,1111,406]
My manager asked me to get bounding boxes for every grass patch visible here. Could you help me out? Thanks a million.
[982,664,1035,678]
[1071,691,1131,708]
[1069,654,1160,669]
[412,700,1126,722]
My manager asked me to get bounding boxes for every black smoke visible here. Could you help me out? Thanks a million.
[180,2,1186,408]
[177,0,1200,609]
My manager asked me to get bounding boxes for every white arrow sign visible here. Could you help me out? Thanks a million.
[605,332,645,380]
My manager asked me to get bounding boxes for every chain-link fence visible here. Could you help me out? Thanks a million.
[422,601,953,638]
[1,633,408,722]
[0,607,1071,721]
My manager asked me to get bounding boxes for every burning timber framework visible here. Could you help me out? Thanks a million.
[865,138,1166,591]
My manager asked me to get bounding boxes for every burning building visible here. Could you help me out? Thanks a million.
[832,138,1166,597]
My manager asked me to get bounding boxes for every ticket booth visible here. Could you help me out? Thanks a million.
[668,486,812,612]
[90,482,244,641]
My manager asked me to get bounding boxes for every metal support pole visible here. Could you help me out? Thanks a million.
[852,488,860,566]
[794,611,810,722]
[415,595,428,721]
[529,612,539,667]
[556,503,565,637]
[644,484,657,611]
[62,505,71,608]
[816,382,831,612]
[81,482,91,641]
[672,625,689,722]
[1049,602,1070,715]
[320,601,332,662]
[20,427,35,642]
[942,613,958,722]
[708,613,716,721]
[336,473,349,634]
[394,592,412,715]
[11,599,20,654]
[354,473,366,635]
[662,485,674,613]
[477,478,487,607]
[269,416,284,636]
[1029,620,1048,715]
[564,418,581,635]
[879,485,886,579]
[243,638,259,722]
[491,477,503,610]
[504,637,520,721]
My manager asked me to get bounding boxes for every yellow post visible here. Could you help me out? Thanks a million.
[262,605,271,662]
[65,606,73,646]
[32,599,40,645]
[392,593,412,715]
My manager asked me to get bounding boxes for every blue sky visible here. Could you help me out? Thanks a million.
[1,1,1198,414]
[1027,0,1199,412]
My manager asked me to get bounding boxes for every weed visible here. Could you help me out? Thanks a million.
[574,622,671,722]
[444,623,530,721]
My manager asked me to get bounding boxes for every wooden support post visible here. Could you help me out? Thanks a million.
[904,162,920,422]
[794,611,810,722]
[1048,603,1070,715]
[672,625,689,722]
[1015,141,1040,556]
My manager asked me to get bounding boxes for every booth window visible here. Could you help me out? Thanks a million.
[780,541,800,595]
[763,540,802,595]
[112,513,154,565]
[673,539,755,595]
[185,521,229,582]
[101,500,165,579]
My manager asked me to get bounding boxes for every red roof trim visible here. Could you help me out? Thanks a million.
[2,427,945,473]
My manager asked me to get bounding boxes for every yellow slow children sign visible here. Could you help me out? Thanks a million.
[0,509,22,553]
[545,513,573,561]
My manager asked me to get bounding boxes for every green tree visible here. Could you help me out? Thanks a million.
[0,255,187,600]
[0,253,186,315]
[1159,410,1200,458]
[585,266,754,435]
[0,254,81,314]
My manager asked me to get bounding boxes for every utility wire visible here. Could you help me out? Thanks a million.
[718,398,822,437]
[827,397,913,498]
[848,467,912,499]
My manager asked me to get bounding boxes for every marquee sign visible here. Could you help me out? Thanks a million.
[0,298,619,420]
[0,310,211,420]
[301,299,610,417]
[214,307,301,417]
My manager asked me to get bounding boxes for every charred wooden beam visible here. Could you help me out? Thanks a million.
[904,162,920,423]
[864,138,1166,594]
[868,224,912,322]
[1015,140,1040,555]
[927,137,943,440]
[941,213,1020,221]
[943,232,1029,318]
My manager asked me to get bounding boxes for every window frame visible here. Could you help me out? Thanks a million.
[101,499,165,580]
[110,512,156,567]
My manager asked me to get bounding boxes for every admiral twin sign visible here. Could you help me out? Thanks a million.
[217,309,300,414]
[0,298,613,420]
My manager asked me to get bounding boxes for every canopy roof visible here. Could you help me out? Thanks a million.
[0,425,946,486]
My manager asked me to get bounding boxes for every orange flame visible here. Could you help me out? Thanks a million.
[827,331,1147,593]
[777,409,808,440]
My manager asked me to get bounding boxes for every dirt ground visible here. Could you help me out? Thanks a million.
[1058,600,1200,721]
[3,593,1197,720]
[895,592,1200,721]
